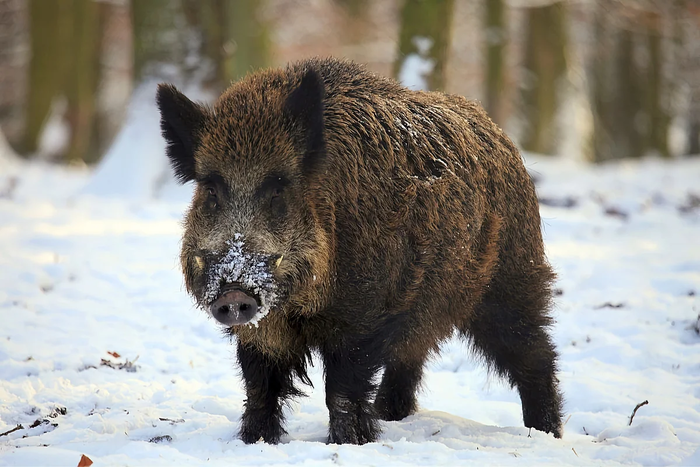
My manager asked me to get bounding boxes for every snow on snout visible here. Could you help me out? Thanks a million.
[202,234,278,326]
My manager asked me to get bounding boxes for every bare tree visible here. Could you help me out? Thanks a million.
[63,0,102,164]
[20,1,65,157]
[484,0,507,125]
[0,0,29,153]
[678,0,700,155]
[519,0,568,155]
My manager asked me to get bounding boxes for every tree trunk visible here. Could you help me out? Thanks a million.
[131,0,184,82]
[677,0,700,155]
[220,0,270,85]
[20,0,66,156]
[643,12,669,158]
[690,122,700,155]
[394,0,455,91]
[614,27,644,160]
[589,3,611,162]
[484,0,506,125]
[519,1,568,155]
[195,0,270,90]
[64,0,102,164]
[0,0,29,150]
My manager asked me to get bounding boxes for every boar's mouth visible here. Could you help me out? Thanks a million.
[208,283,261,326]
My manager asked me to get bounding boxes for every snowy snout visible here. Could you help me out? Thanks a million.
[199,236,280,327]
[209,285,260,326]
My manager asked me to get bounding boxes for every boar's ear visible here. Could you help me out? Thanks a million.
[156,84,206,184]
[284,68,326,177]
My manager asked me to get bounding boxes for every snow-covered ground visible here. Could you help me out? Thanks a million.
[0,146,699,466]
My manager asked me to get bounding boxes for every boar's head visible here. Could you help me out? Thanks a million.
[156,68,330,327]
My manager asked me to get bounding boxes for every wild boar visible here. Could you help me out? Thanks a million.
[156,57,563,445]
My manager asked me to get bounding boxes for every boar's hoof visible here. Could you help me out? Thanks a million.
[327,399,380,445]
[210,288,258,326]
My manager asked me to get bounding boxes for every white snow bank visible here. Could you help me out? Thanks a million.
[82,82,192,203]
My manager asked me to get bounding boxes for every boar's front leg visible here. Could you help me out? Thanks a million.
[322,342,383,444]
[237,341,304,444]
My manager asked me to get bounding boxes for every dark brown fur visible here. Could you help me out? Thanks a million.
[157,57,563,445]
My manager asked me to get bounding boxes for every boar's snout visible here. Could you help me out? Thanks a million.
[210,288,259,326]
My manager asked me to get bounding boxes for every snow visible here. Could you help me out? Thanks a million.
[81,81,171,201]
[1,150,699,466]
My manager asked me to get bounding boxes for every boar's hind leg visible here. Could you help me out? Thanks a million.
[465,292,563,438]
[237,341,306,444]
[374,354,427,421]
[322,343,383,444]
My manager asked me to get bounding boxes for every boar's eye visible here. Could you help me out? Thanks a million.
[203,184,218,209]
[257,175,289,218]
[198,173,227,209]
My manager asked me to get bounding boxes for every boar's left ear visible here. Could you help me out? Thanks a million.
[156,84,206,184]
[284,68,326,177]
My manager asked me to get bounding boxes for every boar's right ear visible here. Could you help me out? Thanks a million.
[156,84,205,184]
[284,68,326,177]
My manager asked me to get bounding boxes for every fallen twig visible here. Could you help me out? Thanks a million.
[149,435,172,444]
[572,447,579,457]
[100,355,140,373]
[1,407,67,438]
[159,417,184,425]
[628,400,649,426]
[0,424,23,437]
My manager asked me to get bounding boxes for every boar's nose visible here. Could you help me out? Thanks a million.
[209,289,259,326]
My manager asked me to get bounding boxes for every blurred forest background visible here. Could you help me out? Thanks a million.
[1,0,699,166]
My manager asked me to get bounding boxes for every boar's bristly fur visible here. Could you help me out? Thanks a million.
[157,57,564,445]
